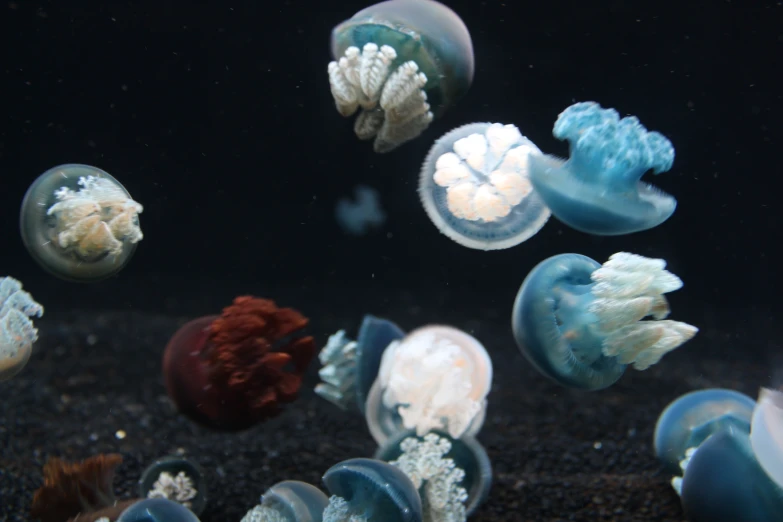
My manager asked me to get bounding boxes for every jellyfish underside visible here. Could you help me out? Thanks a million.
[19,164,143,282]
[512,252,697,390]
[528,101,677,235]
[419,122,551,250]
[328,0,474,152]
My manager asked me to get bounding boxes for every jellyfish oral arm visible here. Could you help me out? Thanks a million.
[328,43,433,153]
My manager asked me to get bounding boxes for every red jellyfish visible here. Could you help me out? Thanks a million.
[162,296,317,431]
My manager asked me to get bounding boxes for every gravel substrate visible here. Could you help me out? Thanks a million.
[0,289,771,522]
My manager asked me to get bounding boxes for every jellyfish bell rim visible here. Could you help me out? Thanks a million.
[652,388,756,473]
[19,163,139,283]
[354,314,406,414]
[0,341,32,381]
[750,387,783,489]
[511,253,626,390]
[527,154,676,235]
[419,122,551,251]
[261,480,329,522]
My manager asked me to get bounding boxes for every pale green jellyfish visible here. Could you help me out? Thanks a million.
[328,0,474,153]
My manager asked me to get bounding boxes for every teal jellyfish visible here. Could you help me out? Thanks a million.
[528,101,677,235]
[419,122,551,250]
[240,480,329,522]
[512,252,697,390]
[654,388,783,522]
[328,0,474,153]
[20,164,144,282]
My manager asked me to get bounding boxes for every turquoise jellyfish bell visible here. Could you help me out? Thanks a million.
[328,0,475,153]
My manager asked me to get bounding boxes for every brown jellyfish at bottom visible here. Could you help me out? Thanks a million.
[162,296,317,431]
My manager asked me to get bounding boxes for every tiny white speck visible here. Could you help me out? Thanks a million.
[115,430,126,439]
[593,441,602,449]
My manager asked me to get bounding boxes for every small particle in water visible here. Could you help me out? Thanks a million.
[115,430,126,439]
[593,441,603,449]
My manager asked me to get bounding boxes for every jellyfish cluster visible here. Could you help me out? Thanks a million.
[9,1,760,521]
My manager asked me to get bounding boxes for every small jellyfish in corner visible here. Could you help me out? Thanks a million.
[512,252,697,390]
[0,276,44,381]
[162,296,317,431]
[328,0,474,153]
[335,185,387,235]
[655,387,783,522]
[528,101,677,235]
[419,123,551,250]
[364,325,493,445]
[138,456,207,516]
[20,164,144,282]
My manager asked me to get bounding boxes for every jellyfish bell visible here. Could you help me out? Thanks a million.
[751,387,783,489]
[328,0,474,152]
[419,122,551,250]
[19,164,144,282]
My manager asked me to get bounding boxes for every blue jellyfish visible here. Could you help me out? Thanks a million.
[0,276,44,381]
[528,101,676,235]
[315,314,405,414]
[328,0,474,153]
[653,388,756,474]
[655,388,783,522]
[240,480,329,522]
[419,122,551,250]
[512,252,697,390]
[335,185,387,235]
[117,498,200,522]
[376,430,492,518]
[20,164,144,282]
[322,458,423,522]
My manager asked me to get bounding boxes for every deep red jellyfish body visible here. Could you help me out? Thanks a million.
[162,296,317,431]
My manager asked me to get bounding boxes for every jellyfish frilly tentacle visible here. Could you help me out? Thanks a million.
[206,296,317,423]
[30,453,141,522]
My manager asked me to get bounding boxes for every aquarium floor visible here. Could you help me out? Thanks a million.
[0,287,772,522]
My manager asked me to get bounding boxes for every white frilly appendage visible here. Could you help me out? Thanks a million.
[589,252,698,370]
[146,471,198,508]
[47,175,143,260]
[328,43,433,153]
[377,327,491,440]
[0,276,44,364]
[239,504,288,522]
[750,387,783,489]
[314,330,359,410]
[391,433,469,522]
[432,123,541,223]
[323,496,368,522]
[670,446,697,496]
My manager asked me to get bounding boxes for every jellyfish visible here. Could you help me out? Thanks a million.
[512,252,697,390]
[322,458,423,522]
[328,0,474,153]
[162,296,317,431]
[419,123,551,250]
[653,388,756,474]
[655,388,783,522]
[377,430,492,519]
[117,498,201,522]
[20,164,144,282]
[315,314,406,413]
[240,480,329,522]
[335,185,387,235]
[528,101,676,235]
[138,456,206,516]
[364,325,493,444]
[0,276,44,381]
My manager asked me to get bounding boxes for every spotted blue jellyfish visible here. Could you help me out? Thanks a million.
[512,252,697,390]
[528,101,676,235]
[328,0,474,153]
[0,276,44,381]
[654,388,783,522]
[20,164,144,282]
[419,123,551,250]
